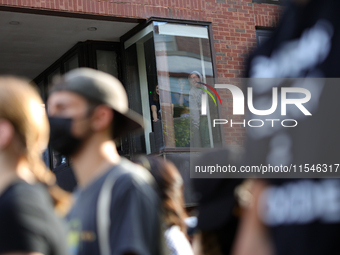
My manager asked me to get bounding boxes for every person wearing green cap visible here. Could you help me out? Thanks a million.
[47,68,165,255]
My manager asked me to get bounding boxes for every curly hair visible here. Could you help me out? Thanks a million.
[136,156,188,233]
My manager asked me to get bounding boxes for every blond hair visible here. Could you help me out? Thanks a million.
[0,76,70,215]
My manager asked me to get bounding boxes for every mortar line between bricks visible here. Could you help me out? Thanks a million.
[252,3,256,27]
[98,1,203,13]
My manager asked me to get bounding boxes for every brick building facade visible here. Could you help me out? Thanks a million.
[0,0,282,145]
[0,0,283,194]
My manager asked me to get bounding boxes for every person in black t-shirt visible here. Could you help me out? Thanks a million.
[150,85,161,122]
[233,1,340,255]
[48,68,164,255]
[0,76,68,255]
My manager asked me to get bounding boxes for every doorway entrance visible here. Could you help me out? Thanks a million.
[0,8,141,190]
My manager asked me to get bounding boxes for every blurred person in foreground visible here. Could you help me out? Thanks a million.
[192,148,244,255]
[233,0,340,255]
[136,156,193,255]
[47,68,163,255]
[0,77,68,255]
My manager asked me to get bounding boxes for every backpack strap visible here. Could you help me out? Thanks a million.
[97,169,122,255]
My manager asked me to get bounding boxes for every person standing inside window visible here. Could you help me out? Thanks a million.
[150,85,161,122]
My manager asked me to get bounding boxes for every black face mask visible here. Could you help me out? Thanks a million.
[48,117,83,156]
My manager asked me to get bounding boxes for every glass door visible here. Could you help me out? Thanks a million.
[153,21,221,149]
[123,24,158,155]
[121,20,222,154]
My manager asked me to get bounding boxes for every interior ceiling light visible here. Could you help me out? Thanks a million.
[87,27,97,31]
[9,21,20,25]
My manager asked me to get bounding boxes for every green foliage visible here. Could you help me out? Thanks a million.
[174,117,191,147]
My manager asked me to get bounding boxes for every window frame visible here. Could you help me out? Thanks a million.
[33,40,122,170]
[252,0,283,5]
[256,28,274,46]
[121,18,224,154]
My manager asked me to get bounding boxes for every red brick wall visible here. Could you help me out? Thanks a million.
[0,0,283,146]
[207,1,282,146]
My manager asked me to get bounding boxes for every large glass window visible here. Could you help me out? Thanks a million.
[64,54,79,72]
[153,22,221,149]
[256,29,273,46]
[96,50,118,78]
[122,21,222,152]
[47,67,60,85]
[34,41,121,170]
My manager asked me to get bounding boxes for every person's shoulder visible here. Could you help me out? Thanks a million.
[1,181,49,205]
[0,181,67,255]
[0,181,53,223]
[110,159,159,204]
[20,181,51,203]
[115,159,155,187]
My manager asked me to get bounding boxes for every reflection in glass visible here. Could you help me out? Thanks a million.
[154,22,219,148]
[52,151,67,169]
[48,68,60,85]
[171,78,190,147]
[97,50,118,78]
[64,54,79,72]
[188,71,210,148]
